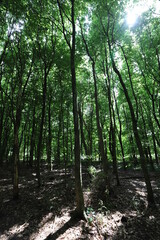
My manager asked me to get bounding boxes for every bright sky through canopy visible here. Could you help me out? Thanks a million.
[126,0,160,27]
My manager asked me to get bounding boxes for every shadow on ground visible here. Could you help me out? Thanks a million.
[0,165,76,239]
[0,165,160,239]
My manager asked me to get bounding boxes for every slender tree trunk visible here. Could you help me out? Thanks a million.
[149,118,159,165]
[114,93,126,170]
[88,107,93,158]
[112,105,120,185]
[0,107,4,165]
[47,98,52,171]
[70,0,85,217]
[36,70,47,187]
[104,47,119,183]
[120,45,139,119]
[151,94,160,130]
[147,146,154,170]
[13,107,21,200]
[80,24,109,181]
[92,62,109,177]
[57,0,85,218]
[1,129,9,164]
[140,104,155,170]
[108,36,155,205]
[78,104,88,156]
[27,134,30,165]
[1,110,10,164]
[29,105,36,167]
[56,101,62,165]
[23,134,26,163]
[62,120,67,185]
[70,129,73,163]
[139,67,160,131]
[152,134,159,165]
[13,124,19,199]
[123,106,137,164]
[66,108,69,164]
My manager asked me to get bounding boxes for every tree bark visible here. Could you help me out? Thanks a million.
[107,33,155,205]
[29,105,36,167]
[47,98,52,171]
[13,107,21,200]
[114,92,126,170]
[36,69,47,187]
[0,106,5,165]
[78,103,89,156]
[71,0,85,217]
[140,103,155,170]
[80,23,109,184]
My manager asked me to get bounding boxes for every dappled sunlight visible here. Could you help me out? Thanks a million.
[135,189,146,197]
[97,211,123,237]
[29,216,56,240]
[29,212,73,240]
[38,213,54,228]
[0,222,29,240]
[111,208,160,240]
[0,184,12,191]
[0,178,12,183]
[0,0,160,238]
[0,166,160,239]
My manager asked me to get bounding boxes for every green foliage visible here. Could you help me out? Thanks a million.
[86,206,95,223]
[0,0,159,176]
[88,165,97,178]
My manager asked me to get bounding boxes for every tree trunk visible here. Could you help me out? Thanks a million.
[112,106,120,185]
[23,134,26,163]
[92,62,109,178]
[104,46,119,183]
[13,107,21,200]
[56,101,62,165]
[149,118,159,165]
[120,45,139,120]
[80,24,109,180]
[29,105,36,167]
[71,0,85,217]
[88,107,93,158]
[108,37,155,206]
[151,94,160,130]
[57,0,85,218]
[0,108,5,165]
[36,70,47,187]
[78,104,88,156]
[140,104,155,170]
[47,98,52,171]
[114,93,126,170]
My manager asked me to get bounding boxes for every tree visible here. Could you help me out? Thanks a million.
[57,0,85,218]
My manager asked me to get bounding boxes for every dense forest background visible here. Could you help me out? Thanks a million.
[0,0,160,239]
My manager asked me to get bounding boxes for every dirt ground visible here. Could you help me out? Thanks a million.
[0,164,160,240]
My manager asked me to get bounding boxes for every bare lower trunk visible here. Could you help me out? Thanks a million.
[13,120,20,199]
[36,72,47,187]
[13,100,22,198]
[29,105,36,167]
[47,99,52,171]
[71,0,85,217]
[108,40,155,205]
[78,104,89,156]
[104,18,154,203]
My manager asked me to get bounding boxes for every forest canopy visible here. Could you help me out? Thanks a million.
[0,0,160,218]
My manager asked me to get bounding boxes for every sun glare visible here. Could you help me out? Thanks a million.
[126,0,160,27]
[126,4,147,27]
[126,11,137,27]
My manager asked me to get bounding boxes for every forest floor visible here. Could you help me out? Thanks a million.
[0,163,160,240]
